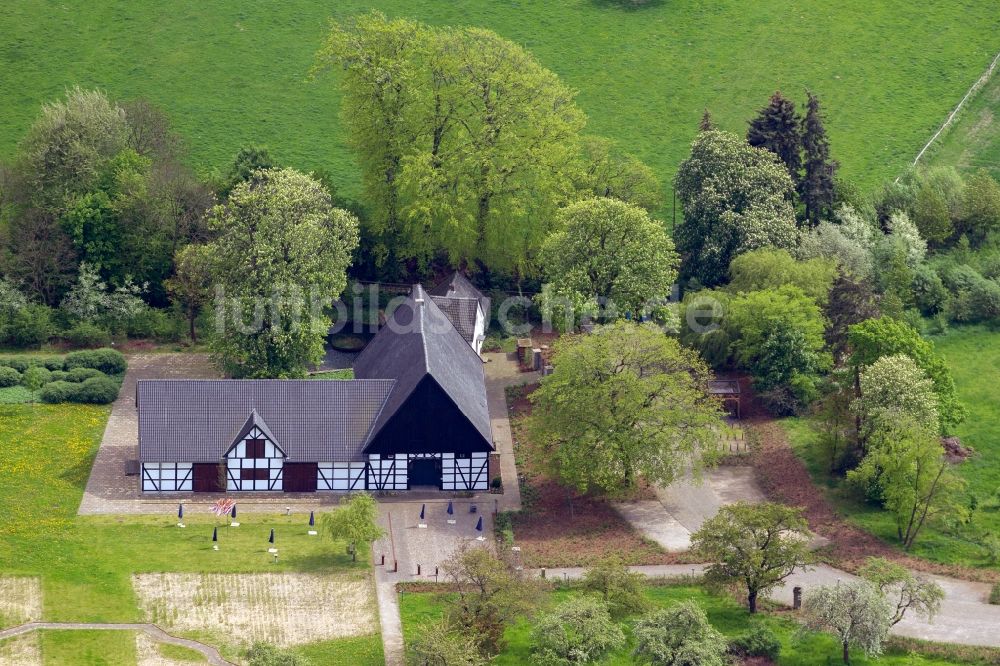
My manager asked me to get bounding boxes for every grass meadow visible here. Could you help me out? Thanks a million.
[1,1,999,213]
[399,583,985,665]
[782,325,1000,569]
[0,402,382,665]
[926,62,1000,180]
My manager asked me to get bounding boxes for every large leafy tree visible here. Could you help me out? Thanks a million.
[801,581,892,664]
[857,557,944,627]
[406,619,486,666]
[572,136,662,213]
[442,544,537,658]
[727,248,836,305]
[674,130,797,286]
[165,243,214,342]
[207,168,359,377]
[314,12,423,274]
[847,317,964,430]
[317,13,587,276]
[747,91,801,180]
[692,502,813,613]
[848,422,965,549]
[853,354,939,442]
[959,169,1000,244]
[539,197,678,323]
[528,321,722,493]
[799,92,838,224]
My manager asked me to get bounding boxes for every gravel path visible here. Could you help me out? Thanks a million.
[0,623,235,665]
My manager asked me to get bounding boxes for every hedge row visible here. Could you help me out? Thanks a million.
[39,377,120,404]
[0,348,126,374]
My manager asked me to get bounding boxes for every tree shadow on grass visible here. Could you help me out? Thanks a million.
[590,0,666,10]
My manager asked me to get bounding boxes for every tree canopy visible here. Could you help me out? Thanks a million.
[528,321,722,493]
[674,130,797,286]
[539,197,678,323]
[692,502,812,613]
[632,601,729,666]
[208,167,359,378]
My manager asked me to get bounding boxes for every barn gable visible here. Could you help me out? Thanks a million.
[354,284,493,455]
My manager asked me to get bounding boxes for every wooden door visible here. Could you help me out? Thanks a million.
[192,463,225,492]
[283,463,318,493]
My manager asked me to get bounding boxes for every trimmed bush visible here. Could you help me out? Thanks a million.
[0,366,22,388]
[48,370,69,382]
[0,358,30,373]
[5,304,55,348]
[729,623,781,660]
[74,376,120,404]
[64,348,126,375]
[64,321,112,348]
[66,367,105,383]
[21,366,52,390]
[39,381,77,403]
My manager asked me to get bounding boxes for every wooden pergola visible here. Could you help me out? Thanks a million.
[707,379,741,419]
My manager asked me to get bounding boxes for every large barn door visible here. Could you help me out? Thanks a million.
[283,463,318,493]
[192,463,225,492]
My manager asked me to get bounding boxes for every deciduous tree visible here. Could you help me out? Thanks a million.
[580,556,650,618]
[165,244,214,342]
[528,321,722,493]
[674,130,797,286]
[207,168,359,378]
[539,197,678,324]
[531,596,625,665]
[321,492,384,561]
[692,502,812,613]
[632,601,728,666]
[406,620,486,666]
[857,557,944,626]
[801,581,892,664]
[728,248,836,305]
[853,354,939,442]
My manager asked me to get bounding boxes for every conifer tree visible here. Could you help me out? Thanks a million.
[747,91,801,180]
[800,92,838,224]
[699,108,715,132]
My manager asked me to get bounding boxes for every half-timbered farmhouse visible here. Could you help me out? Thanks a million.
[137,278,494,494]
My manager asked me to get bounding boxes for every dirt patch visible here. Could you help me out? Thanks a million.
[132,572,377,647]
[740,377,1000,584]
[0,634,40,666]
[0,577,42,627]
[941,436,974,464]
[505,384,686,568]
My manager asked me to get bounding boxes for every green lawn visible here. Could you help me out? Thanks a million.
[0,401,382,665]
[781,325,1000,568]
[926,60,1000,180]
[1,1,999,212]
[399,583,978,665]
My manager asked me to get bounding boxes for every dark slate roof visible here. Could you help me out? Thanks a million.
[354,284,493,451]
[230,409,284,455]
[430,295,479,343]
[137,379,395,463]
[429,272,490,325]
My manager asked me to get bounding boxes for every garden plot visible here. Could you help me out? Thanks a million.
[133,573,377,647]
[0,576,42,626]
[0,634,41,666]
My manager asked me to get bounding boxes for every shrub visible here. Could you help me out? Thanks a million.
[0,358,30,373]
[48,370,69,382]
[21,366,52,390]
[990,583,1000,606]
[37,356,65,370]
[729,623,781,660]
[73,376,120,404]
[4,304,55,348]
[531,596,625,665]
[39,381,77,404]
[127,307,183,342]
[633,601,729,666]
[580,557,650,618]
[63,321,112,348]
[66,367,105,383]
[64,348,127,375]
[243,642,310,666]
[0,367,22,388]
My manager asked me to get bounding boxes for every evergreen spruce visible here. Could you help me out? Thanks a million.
[801,92,838,224]
[699,108,715,132]
[747,91,801,180]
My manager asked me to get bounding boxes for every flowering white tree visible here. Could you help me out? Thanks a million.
[60,262,146,331]
[801,581,893,664]
[884,210,927,268]
[853,354,939,440]
[858,557,944,626]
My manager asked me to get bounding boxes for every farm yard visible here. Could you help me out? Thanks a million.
[1,0,999,210]
[0,398,383,665]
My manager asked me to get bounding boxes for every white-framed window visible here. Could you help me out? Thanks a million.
[141,463,193,492]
